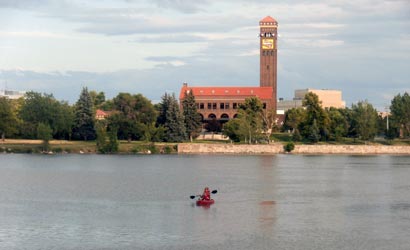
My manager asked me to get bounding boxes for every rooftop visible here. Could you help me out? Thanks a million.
[180,85,274,100]
[259,16,277,24]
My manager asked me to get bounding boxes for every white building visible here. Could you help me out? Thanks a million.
[0,90,25,99]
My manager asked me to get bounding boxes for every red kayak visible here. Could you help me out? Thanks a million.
[196,199,214,206]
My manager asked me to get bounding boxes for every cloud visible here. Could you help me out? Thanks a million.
[135,34,208,43]
[1,0,409,112]
[0,31,69,39]
[149,0,211,13]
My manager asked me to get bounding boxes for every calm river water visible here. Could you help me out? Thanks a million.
[0,154,409,250]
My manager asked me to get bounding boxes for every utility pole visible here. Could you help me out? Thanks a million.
[385,106,389,131]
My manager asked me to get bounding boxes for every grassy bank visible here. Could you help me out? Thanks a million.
[0,140,178,154]
[1,134,409,154]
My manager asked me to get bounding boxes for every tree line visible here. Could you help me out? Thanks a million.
[0,87,409,148]
[0,87,202,152]
[222,92,410,143]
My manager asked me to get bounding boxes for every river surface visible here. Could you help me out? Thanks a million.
[0,154,409,250]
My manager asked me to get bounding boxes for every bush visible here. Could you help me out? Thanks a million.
[163,146,172,154]
[284,142,295,153]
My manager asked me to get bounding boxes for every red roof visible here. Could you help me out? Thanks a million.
[179,86,274,100]
[96,109,107,116]
[260,16,277,24]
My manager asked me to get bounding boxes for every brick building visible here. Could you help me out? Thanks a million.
[179,16,278,126]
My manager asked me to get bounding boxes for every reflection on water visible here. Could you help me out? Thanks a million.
[0,154,409,249]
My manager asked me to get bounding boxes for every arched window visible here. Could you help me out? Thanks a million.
[221,114,229,119]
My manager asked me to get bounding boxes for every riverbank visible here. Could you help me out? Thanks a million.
[178,143,410,155]
[0,140,178,154]
[2,139,410,155]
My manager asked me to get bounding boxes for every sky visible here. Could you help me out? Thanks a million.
[0,0,409,110]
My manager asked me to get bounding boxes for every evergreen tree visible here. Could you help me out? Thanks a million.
[162,93,187,142]
[72,87,96,140]
[157,93,171,126]
[307,119,321,143]
[182,89,202,141]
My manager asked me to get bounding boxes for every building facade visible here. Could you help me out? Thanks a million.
[294,89,345,109]
[277,88,346,112]
[179,84,274,121]
[179,16,278,124]
[259,16,278,112]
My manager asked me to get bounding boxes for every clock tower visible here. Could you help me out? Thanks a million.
[259,16,278,111]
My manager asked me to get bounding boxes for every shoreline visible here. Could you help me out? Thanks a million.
[178,143,410,155]
[1,140,410,155]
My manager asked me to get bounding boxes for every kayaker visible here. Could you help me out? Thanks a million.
[201,187,211,201]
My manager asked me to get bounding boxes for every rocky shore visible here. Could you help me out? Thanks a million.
[178,143,410,155]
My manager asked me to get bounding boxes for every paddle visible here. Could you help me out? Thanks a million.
[190,189,217,199]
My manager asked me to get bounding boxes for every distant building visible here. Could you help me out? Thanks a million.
[179,16,278,126]
[278,88,345,112]
[294,89,345,109]
[95,109,109,120]
[0,90,25,99]
[179,84,274,122]
[277,99,303,111]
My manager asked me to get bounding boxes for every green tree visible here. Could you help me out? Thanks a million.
[109,93,157,141]
[19,92,73,139]
[307,119,321,143]
[37,122,52,151]
[142,122,166,142]
[261,107,276,143]
[89,91,106,108]
[222,118,242,142]
[299,93,330,142]
[0,97,18,141]
[283,107,306,133]
[182,89,202,141]
[390,92,410,138]
[238,97,264,143]
[157,93,171,126]
[160,93,186,142]
[72,87,96,140]
[351,101,378,141]
[223,97,264,144]
[95,122,118,153]
[327,107,349,141]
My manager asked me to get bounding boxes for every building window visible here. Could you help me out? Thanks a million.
[263,103,267,109]
[267,65,269,70]
[200,103,204,109]
[233,103,238,109]
[196,103,199,109]
[225,103,230,109]
[212,103,217,109]
[220,103,225,109]
[207,103,212,109]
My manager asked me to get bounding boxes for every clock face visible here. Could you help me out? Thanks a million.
[262,39,274,50]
